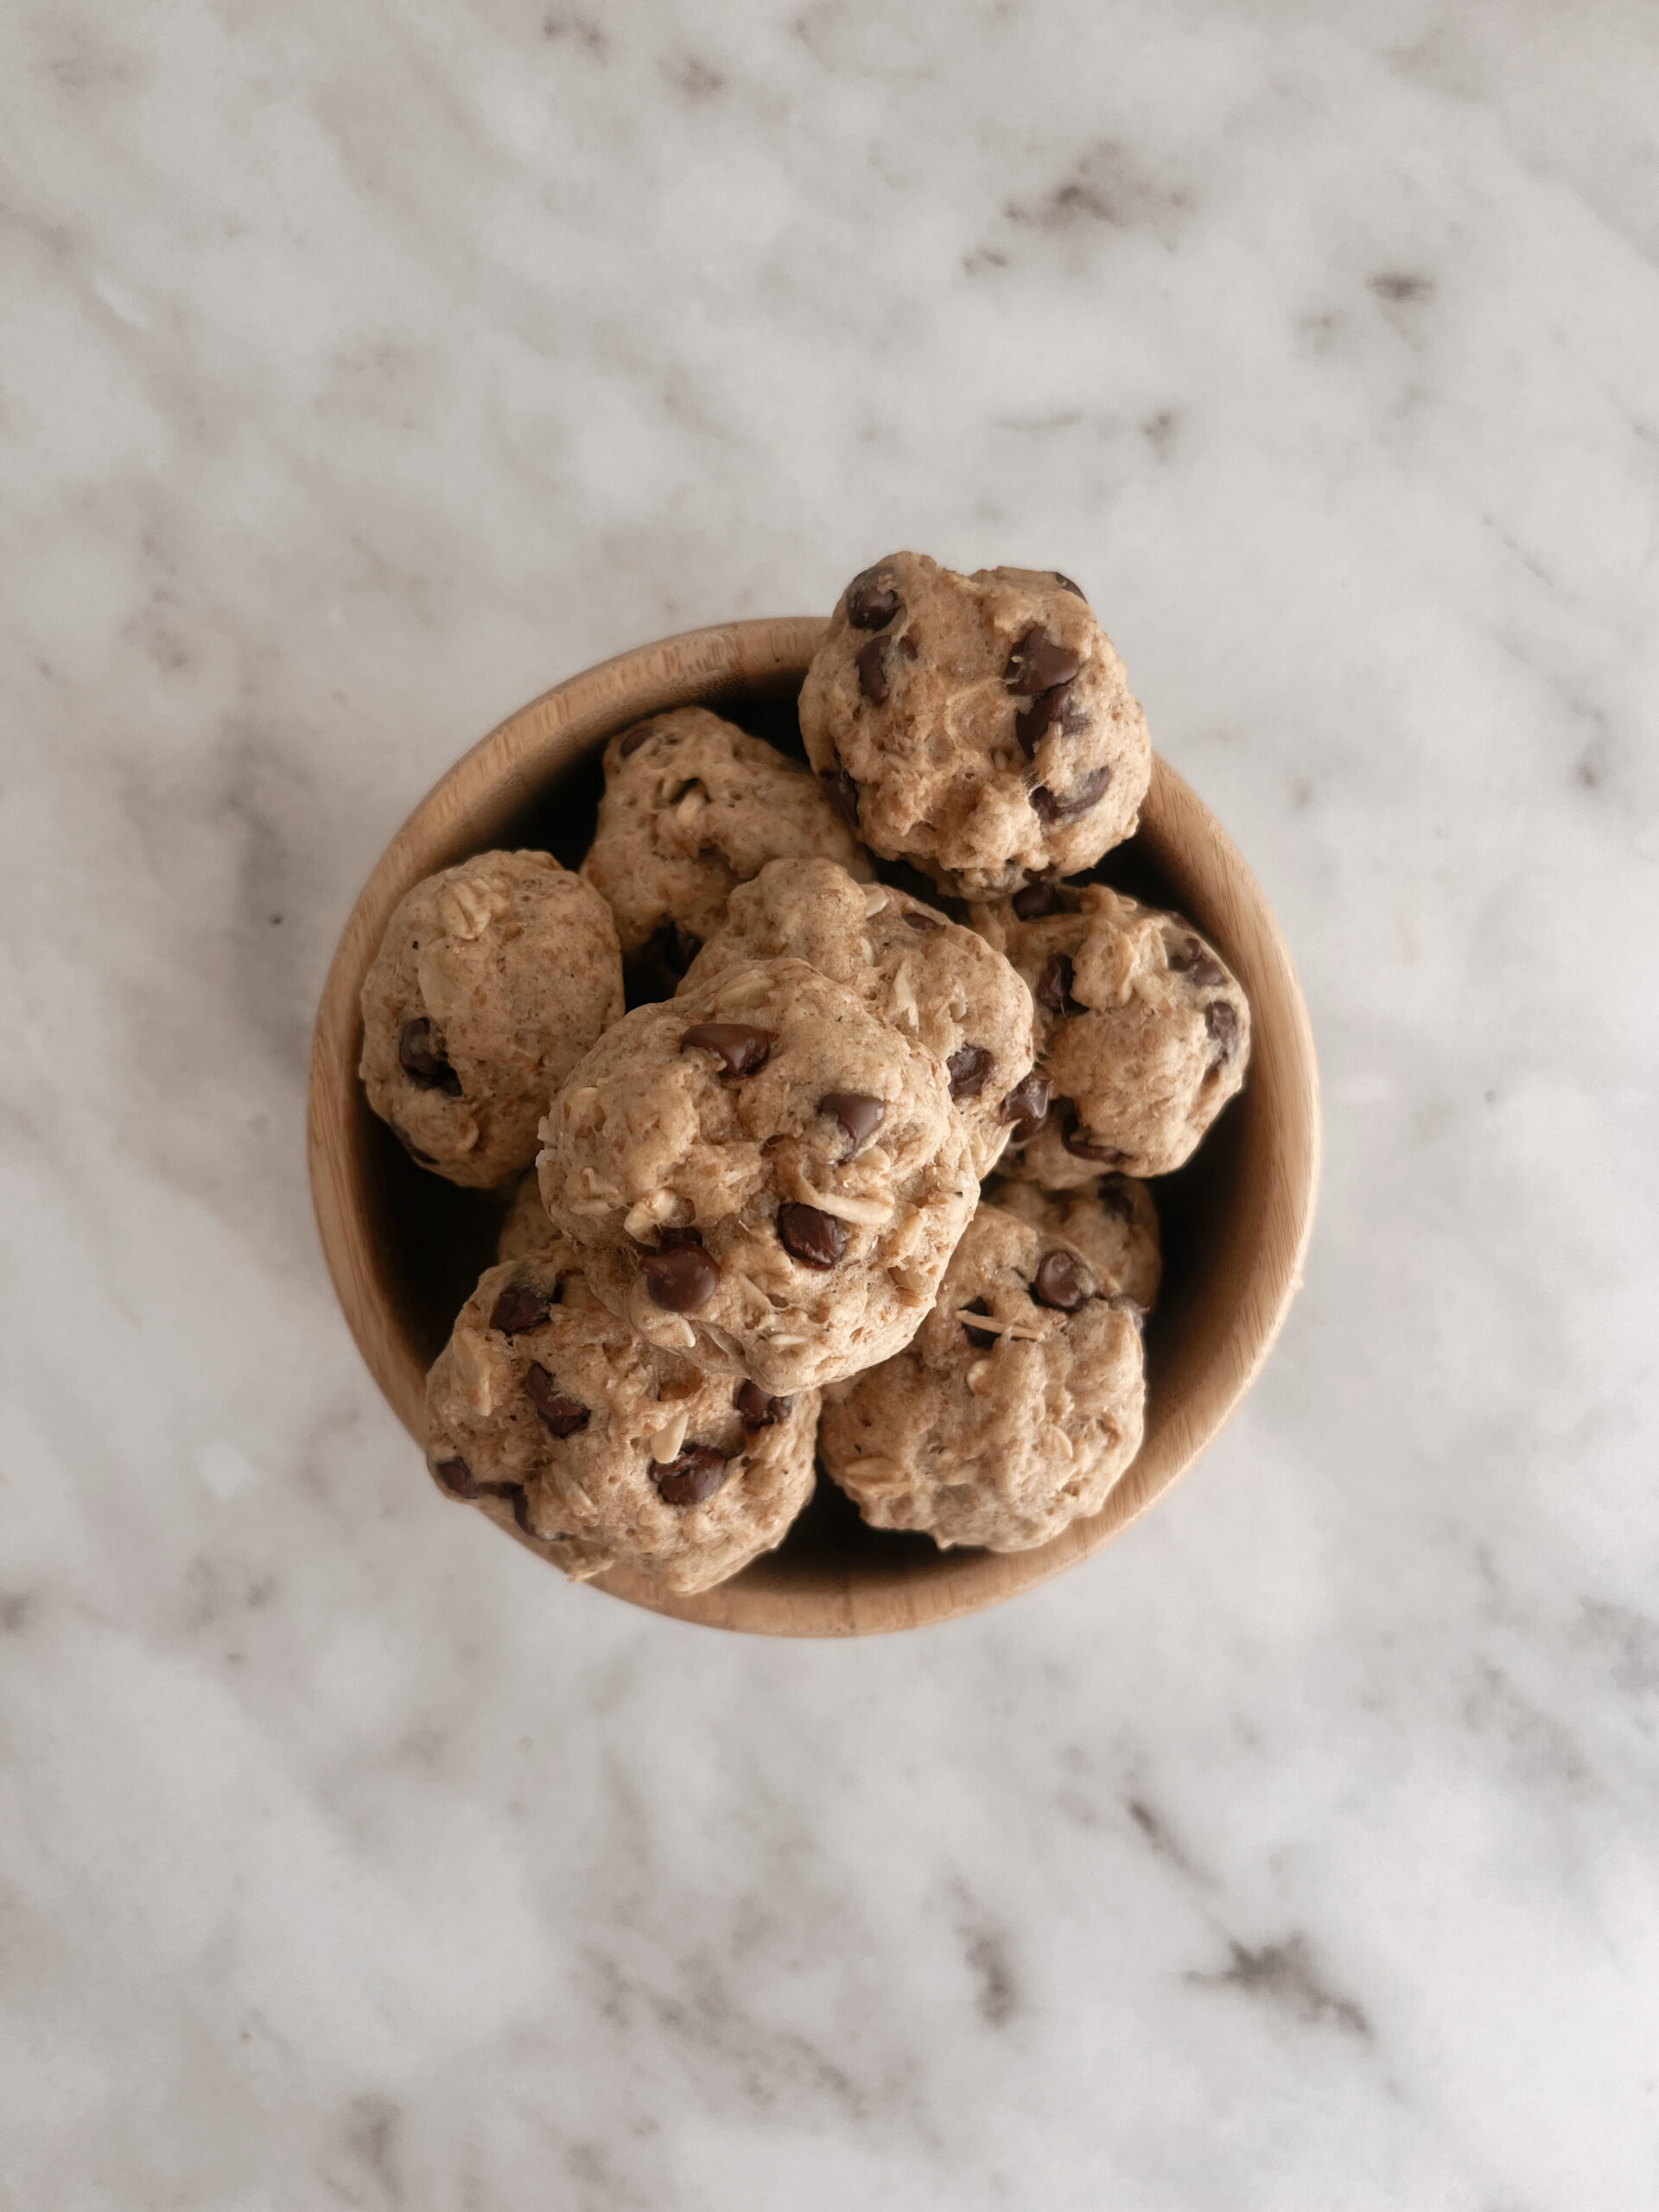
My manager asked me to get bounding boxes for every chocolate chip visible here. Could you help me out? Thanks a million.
[618,721,659,759]
[1012,879,1060,920]
[432,1455,477,1497]
[947,1045,995,1101]
[640,1243,721,1311]
[1033,1249,1094,1312]
[1031,766,1111,823]
[847,570,901,629]
[1061,1105,1126,1165]
[680,1021,774,1077]
[961,1297,998,1351]
[652,1445,731,1507]
[524,1366,590,1437]
[1015,683,1090,760]
[778,1202,849,1270]
[999,1071,1052,1140]
[822,766,861,830]
[856,636,891,705]
[819,1090,886,1156]
[902,908,943,931]
[489,1278,553,1336]
[1005,626,1082,697]
[1036,952,1079,1016]
[398,1019,463,1096]
[509,1487,543,1537]
[1170,936,1226,988]
[734,1380,792,1428]
[1054,572,1086,598]
[1206,1001,1240,1061]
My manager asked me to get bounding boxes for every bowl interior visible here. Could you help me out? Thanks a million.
[309,621,1319,1636]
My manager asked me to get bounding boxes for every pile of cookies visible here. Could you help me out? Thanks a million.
[359,553,1252,1593]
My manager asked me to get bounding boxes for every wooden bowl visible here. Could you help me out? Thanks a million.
[308,618,1319,1637]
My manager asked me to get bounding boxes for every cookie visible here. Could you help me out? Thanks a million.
[359,850,624,1188]
[819,1200,1145,1552]
[677,857,1039,1175]
[580,706,871,998]
[798,553,1151,899]
[425,1245,818,1594]
[537,956,977,1394]
[975,884,1250,1181]
[497,1169,562,1263]
[982,1172,1161,1313]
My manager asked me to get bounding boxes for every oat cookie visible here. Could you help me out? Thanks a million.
[425,1245,818,1594]
[798,553,1151,899]
[982,1172,1162,1313]
[580,706,870,997]
[538,957,976,1395]
[819,1201,1145,1552]
[976,884,1250,1182]
[678,857,1038,1175]
[359,849,623,1189]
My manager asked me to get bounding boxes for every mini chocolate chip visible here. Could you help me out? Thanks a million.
[1012,879,1060,919]
[856,636,891,705]
[1000,1071,1052,1140]
[961,1297,998,1351]
[618,721,659,759]
[1031,766,1111,823]
[509,1487,543,1538]
[947,1044,995,1101]
[1005,626,1082,697]
[847,571,901,629]
[680,1021,774,1077]
[822,766,861,829]
[524,1366,590,1437]
[820,1090,886,1156]
[902,907,944,931]
[734,1380,792,1428]
[652,1444,732,1507]
[432,1456,477,1497]
[1054,571,1086,598]
[1033,1249,1094,1312]
[1036,952,1079,1016]
[1206,1001,1240,1060]
[1016,682,1090,760]
[778,1202,849,1270]
[1169,935,1226,988]
[398,1019,463,1096]
[489,1279,553,1336]
[640,1243,721,1312]
[1061,1105,1126,1165]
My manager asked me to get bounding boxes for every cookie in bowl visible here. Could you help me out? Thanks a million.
[425,1243,818,1593]
[359,849,622,1188]
[982,1171,1162,1313]
[581,705,870,998]
[819,1200,1146,1552]
[798,553,1150,899]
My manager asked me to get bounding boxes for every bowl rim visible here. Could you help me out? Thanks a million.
[307,616,1320,1637]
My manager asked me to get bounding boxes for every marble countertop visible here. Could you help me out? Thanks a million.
[3,3,1657,2204]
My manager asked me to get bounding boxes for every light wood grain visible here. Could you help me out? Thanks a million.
[308,618,1320,1637]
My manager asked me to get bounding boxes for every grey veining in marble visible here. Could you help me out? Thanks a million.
[2,3,1657,2206]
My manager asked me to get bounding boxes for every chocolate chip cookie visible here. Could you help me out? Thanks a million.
[580,706,870,998]
[359,849,624,1188]
[976,884,1250,1181]
[982,1172,1162,1313]
[819,1200,1145,1552]
[677,857,1039,1175]
[537,956,977,1394]
[425,1244,818,1593]
[798,553,1151,899]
